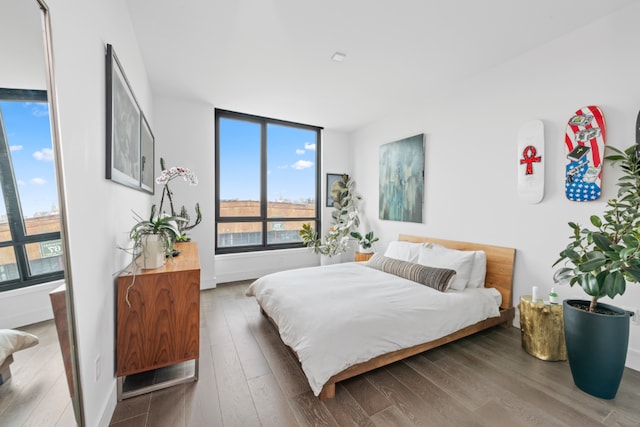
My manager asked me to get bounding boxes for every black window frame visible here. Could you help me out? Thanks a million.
[215,109,322,254]
[0,88,64,292]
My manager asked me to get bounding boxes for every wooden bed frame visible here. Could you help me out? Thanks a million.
[260,234,516,400]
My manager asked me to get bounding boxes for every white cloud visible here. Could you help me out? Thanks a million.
[17,180,26,186]
[31,178,47,185]
[32,108,49,118]
[296,149,305,155]
[277,164,288,169]
[292,160,313,170]
[304,142,316,151]
[33,148,54,161]
[10,145,23,152]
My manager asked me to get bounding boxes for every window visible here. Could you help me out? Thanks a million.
[215,109,321,254]
[0,88,63,291]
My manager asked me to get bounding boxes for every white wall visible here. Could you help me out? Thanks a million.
[48,0,152,425]
[0,280,64,328]
[349,3,640,371]
[153,96,217,288]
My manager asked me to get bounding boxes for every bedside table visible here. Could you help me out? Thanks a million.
[518,295,567,361]
[355,252,374,262]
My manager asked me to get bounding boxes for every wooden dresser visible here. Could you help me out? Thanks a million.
[116,242,200,400]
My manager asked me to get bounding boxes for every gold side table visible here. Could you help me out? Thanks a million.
[518,295,567,361]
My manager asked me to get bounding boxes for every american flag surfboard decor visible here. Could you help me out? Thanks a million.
[564,106,606,201]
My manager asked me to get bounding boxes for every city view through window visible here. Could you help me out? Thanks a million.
[0,96,63,288]
[216,112,319,251]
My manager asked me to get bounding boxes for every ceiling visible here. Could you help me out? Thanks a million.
[125,0,635,132]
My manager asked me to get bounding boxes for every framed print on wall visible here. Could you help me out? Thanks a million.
[106,43,153,193]
[326,173,343,207]
[379,134,424,223]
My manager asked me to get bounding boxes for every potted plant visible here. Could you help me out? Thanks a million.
[300,173,360,261]
[350,231,379,254]
[553,145,639,399]
[129,204,186,269]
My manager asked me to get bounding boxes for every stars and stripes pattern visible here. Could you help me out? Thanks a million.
[565,106,606,201]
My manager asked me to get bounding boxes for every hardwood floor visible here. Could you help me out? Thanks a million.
[0,319,76,426]
[110,281,640,427]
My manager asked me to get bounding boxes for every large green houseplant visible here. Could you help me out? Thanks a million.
[300,173,360,258]
[553,145,638,399]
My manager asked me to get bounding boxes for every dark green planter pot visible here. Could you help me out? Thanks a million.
[563,299,631,399]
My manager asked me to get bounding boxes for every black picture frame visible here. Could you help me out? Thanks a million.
[106,43,153,193]
[326,173,343,207]
[140,113,155,194]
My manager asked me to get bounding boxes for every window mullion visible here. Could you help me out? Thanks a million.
[261,121,268,247]
[0,111,26,241]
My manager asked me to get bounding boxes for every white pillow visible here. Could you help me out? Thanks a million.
[383,241,424,263]
[0,329,39,366]
[468,250,487,288]
[417,245,475,291]
[429,244,487,288]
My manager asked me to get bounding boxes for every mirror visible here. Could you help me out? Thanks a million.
[0,0,84,425]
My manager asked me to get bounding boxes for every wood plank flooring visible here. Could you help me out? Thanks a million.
[0,319,76,426]
[110,281,640,426]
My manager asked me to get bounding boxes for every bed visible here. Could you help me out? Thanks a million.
[0,329,39,385]
[246,234,516,399]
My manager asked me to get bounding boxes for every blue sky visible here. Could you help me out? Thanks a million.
[0,100,58,218]
[219,117,317,203]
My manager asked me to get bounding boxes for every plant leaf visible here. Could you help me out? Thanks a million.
[581,274,600,297]
[626,268,640,282]
[578,252,607,272]
[604,271,626,299]
[592,233,612,251]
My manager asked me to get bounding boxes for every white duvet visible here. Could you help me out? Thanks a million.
[246,262,501,396]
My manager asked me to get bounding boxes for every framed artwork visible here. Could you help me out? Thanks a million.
[106,43,153,193]
[379,134,424,223]
[326,173,343,207]
[140,113,155,194]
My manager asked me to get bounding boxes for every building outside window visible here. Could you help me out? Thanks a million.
[215,109,321,254]
[0,88,63,291]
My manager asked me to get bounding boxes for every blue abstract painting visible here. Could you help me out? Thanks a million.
[379,134,424,223]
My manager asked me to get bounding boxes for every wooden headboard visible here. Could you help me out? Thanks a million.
[398,234,516,309]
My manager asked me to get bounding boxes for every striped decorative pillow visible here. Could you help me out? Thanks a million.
[366,253,456,292]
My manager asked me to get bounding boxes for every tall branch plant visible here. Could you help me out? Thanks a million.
[300,174,360,257]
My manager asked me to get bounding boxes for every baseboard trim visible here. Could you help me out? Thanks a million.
[98,383,117,427]
[626,347,640,372]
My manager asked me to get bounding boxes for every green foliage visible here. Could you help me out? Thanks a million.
[129,204,187,257]
[299,174,360,257]
[554,145,640,311]
[350,230,379,250]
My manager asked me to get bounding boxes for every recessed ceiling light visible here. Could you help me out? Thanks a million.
[331,52,347,62]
